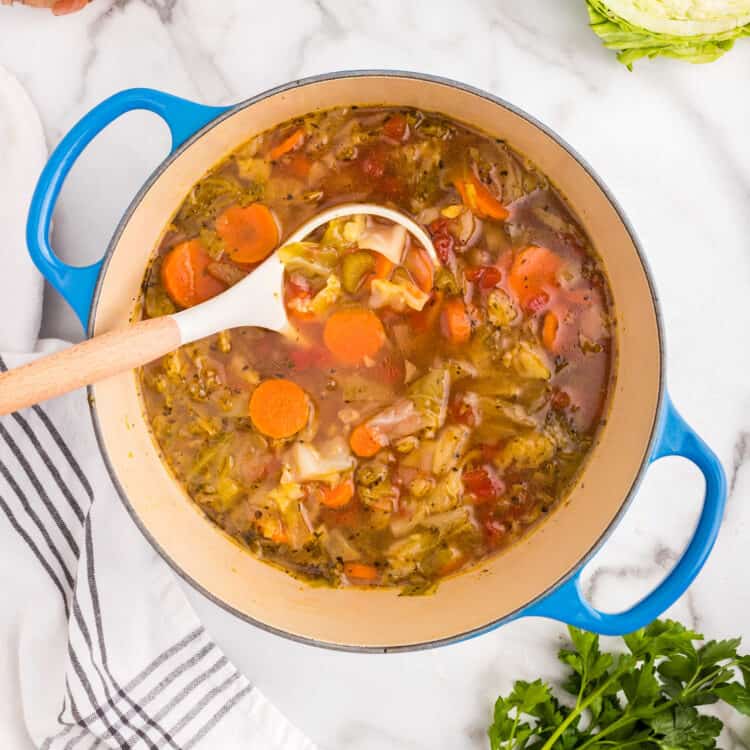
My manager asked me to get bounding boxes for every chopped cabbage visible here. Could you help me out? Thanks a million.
[277,242,337,277]
[399,439,437,472]
[366,398,425,441]
[424,471,464,515]
[321,527,361,562]
[387,532,437,578]
[267,467,312,548]
[421,507,472,535]
[473,396,537,442]
[486,289,518,328]
[587,0,750,67]
[504,343,551,380]
[369,278,430,312]
[321,216,365,249]
[268,466,305,511]
[289,438,355,482]
[309,274,342,315]
[358,221,407,264]
[495,432,556,470]
[407,368,450,435]
[432,424,472,476]
[355,460,398,511]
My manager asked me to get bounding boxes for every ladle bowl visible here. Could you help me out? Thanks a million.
[0,202,437,415]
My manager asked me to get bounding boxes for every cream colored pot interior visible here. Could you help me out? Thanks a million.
[90,74,661,650]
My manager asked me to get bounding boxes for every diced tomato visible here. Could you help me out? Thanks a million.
[524,291,550,314]
[483,517,508,546]
[465,266,503,289]
[428,218,450,235]
[433,233,455,265]
[462,466,505,503]
[383,113,409,142]
[428,218,456,264]
[449,395,476,427]
[479,266,502,289]
[361,148,387,179]
[509,246,560,311]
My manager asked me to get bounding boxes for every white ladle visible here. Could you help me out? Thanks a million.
[0,203,437,415]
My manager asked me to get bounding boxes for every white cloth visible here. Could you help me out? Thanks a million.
[0,65,46,352]
[0,67,316,750]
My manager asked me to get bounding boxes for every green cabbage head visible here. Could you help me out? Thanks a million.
[587,0,750,67]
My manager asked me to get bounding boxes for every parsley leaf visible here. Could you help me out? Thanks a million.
[488,619,749,749]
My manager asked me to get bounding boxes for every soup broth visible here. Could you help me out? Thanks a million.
[139,106,615,592]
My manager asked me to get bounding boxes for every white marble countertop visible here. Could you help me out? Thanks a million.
[1,2,749,748]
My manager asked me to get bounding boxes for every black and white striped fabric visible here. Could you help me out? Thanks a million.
[0,347,316,750]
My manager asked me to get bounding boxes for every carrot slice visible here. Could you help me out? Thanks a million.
[454,173,509,221]
[364,251,396,291]
[542,311,559,351]
[285,151,311,179]
[215,203,279,264]
[269,127,306,161]
[436,546,466,576]
[320,479,354,509]
[52,0,89,14]
[350,423,384,457]
[409,290,444,333]
[440,297,472,344]
[508,245,561,310]
[404,245,434,292]
[323,308,385,365]
[160,239,227,308]
[343,561,380,582]
[249,379,309,439]
[372,251,395,281]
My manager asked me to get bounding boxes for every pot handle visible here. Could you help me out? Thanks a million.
[525,395,726,635]
[26,88,230,329]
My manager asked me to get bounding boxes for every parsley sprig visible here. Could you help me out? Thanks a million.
[489,620,750,749]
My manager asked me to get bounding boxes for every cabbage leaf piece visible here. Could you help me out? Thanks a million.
[587,0,750,67]
[407,368,450,435]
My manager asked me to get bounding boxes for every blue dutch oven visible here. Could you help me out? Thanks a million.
[25,72,726,650]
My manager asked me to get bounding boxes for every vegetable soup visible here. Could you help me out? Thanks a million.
[139,107,615,593]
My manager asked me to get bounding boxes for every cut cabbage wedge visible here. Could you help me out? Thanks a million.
[587,0,750,66]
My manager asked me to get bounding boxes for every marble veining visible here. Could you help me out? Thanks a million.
[1,1,749,748]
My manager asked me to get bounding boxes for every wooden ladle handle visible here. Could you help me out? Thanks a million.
[0,316,180,415]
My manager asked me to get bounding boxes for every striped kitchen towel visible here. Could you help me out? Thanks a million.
[0,67,315,750]
[0,349,316,750]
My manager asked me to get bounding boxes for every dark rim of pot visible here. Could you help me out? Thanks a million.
[87,69,666,653]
